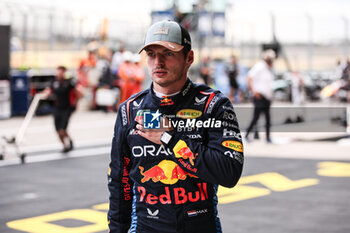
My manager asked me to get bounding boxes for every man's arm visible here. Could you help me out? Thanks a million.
[167,95,243,188]
[247,75,262,99]
[108,105,133,233]
[136,95,243,188]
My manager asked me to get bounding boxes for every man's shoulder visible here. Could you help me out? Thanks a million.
[191,82,228,114]
[192,82,222,97]
[116,89,151,127]
[119,89,150,108]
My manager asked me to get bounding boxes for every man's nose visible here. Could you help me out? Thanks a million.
[154,54,165,66]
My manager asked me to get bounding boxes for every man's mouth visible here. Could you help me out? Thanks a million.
[153,69,167,77]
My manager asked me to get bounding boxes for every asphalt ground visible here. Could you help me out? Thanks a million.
[0,104,349,233]
[0,147,349,233]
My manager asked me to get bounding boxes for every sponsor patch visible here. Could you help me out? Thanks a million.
[139,160,197,185]
[132,145,172,157]
[222,121,239,129]
[224,151,244,164]
[160,97,174,106]
[135,109,149,123]
[173,140,197,166]
[187,209,208,217]
[133,99,144,109]
[222,140,243,152]
[137,183,208,205]
[147,208,159,219]
[182,82,191,96]
[206,95,219,114]
[121,105,127,126]
[176,109,202,119]
[154,27,168,35]
[223,129,241,140]
[194,96,207,105]
[223,111,237,121]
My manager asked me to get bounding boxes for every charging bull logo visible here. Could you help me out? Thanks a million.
[139,165,167,183]
[160,97,174,106]
[139,160,197,185]
[173,140,197,166]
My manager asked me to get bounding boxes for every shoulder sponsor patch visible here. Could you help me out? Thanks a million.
[195,96,207,105]
[206,95,219,114]
[133,98,144,108]
[121,105,127,126]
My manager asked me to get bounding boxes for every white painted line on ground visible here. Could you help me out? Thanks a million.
[0,146,110,167]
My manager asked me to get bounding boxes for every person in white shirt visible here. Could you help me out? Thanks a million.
[245,49,276,143]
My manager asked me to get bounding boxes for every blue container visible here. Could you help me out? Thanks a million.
[11,71,30,116]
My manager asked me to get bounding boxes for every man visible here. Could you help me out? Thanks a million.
[245,49,276,143]
[227,55,240,103]
[199,55,212,85]
[43,66,82,152]
[108,20,243,233]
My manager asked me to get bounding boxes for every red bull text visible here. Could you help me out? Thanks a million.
[137,183,208,205]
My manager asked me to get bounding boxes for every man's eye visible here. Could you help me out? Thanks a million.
[166,52,174,56]
[147,52,155,57]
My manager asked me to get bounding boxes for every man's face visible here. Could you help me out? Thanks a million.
[145,45,193,88]
[265,58,274,67]
[56,68,65,80]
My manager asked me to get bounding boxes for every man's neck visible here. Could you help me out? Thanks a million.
[153,89,181,98]
[152,78,187,95]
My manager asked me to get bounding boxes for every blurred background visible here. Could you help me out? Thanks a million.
[0,1,350,233]
[0,0,350,114]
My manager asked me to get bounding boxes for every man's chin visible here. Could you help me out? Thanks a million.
[152,77,171,87]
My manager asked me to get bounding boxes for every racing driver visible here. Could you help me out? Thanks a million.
[108,20,244,233]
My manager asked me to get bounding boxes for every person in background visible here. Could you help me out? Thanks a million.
[245,49,276,143]
[199,55,212,85]
[111,45,125,77]
[227,55,240,103]
[118,51,143,103]
[131,53,146,93]
[95,46,114,111]
[77,49,97,110]
[77,49,97,88]
[42,66,83,153]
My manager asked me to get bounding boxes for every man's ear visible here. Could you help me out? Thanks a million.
[186,50,194,68]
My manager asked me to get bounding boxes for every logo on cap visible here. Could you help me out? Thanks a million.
[154,27,169,35]
[184,38,191,45]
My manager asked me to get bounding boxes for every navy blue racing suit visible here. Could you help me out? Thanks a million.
[108,79,244,233]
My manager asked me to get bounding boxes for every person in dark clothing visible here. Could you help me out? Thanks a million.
[43,66,82,152]
[245,50,276,143]
[199,56,212,85]
[108,20,243,233]
[227,55,239,103]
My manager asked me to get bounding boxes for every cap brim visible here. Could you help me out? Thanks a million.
[138,41,184,54]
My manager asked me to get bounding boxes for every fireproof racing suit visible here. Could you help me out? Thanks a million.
[108,78,244,233]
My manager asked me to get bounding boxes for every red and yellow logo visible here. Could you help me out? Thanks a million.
[139,160,197,185]
[173,140,197,166]
[160,97,174,106]
[222,140,243,152]
[176,109,202,119]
